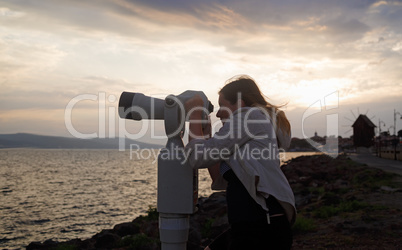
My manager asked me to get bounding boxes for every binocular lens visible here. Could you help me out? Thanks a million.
[118,92,165,120]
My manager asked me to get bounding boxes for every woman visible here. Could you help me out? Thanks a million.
[185,75,295,249]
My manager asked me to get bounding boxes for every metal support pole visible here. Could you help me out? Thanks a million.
[157,94,199,250]
[159,213,190,250]
[378,119,385,158]
[394,109,402,136]
[118,90,213,250]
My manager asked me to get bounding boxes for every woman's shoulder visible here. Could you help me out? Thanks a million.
[235,106,270,119]
[233,107,274,131]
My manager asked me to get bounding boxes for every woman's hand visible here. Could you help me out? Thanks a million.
[202,115,212,139]
[184,94,204,117]
[185,95,208,141]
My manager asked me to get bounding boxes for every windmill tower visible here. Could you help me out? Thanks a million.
[352,114,376,147]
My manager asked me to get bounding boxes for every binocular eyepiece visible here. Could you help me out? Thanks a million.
[118,91,214,121]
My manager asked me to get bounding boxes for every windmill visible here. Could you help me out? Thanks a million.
[343,108,375,136]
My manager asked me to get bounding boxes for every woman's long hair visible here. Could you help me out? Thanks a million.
[219,75,291,136]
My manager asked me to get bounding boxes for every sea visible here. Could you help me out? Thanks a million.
[0,149,318,249]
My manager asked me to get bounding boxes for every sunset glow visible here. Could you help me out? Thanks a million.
[1,0,401,143]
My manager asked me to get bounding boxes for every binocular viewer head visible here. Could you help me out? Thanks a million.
[118,91,214,121]
[118,90,214,143]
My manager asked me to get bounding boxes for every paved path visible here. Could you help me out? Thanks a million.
[348,153,402,176]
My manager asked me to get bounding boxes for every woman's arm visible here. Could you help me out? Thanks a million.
[185,94,206,141]
[188,108,205,141]
[185,95,221,182]
[207,162,220,183]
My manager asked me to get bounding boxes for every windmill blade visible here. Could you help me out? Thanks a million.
[344,116,354,122]
[350,109,357,119]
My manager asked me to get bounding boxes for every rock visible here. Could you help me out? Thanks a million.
[140,220,159,239]
[92,230,121,249]
[26,241,46,250]
[26,239,58,250]
[211,216,228,227]
[113,222,140,237]
[380,186,399,192]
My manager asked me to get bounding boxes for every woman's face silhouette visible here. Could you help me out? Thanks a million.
[216,94,243,124]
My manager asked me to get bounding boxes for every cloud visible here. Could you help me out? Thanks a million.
[368,0,402,31]
[0,0,401,138]
[0,28,66,84]
[323,18,371,42]
[0,1,373,38]
[0,89,72,111]
[0,7,25,17]
[0,0,392,63]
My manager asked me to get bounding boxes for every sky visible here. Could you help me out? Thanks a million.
[0,0,401,145]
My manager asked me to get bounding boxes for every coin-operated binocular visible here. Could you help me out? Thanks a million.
[119,91,214,250]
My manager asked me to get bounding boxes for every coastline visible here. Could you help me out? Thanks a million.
[26,153,402,249]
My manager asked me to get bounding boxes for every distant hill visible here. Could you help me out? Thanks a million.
[0,133,163,149]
